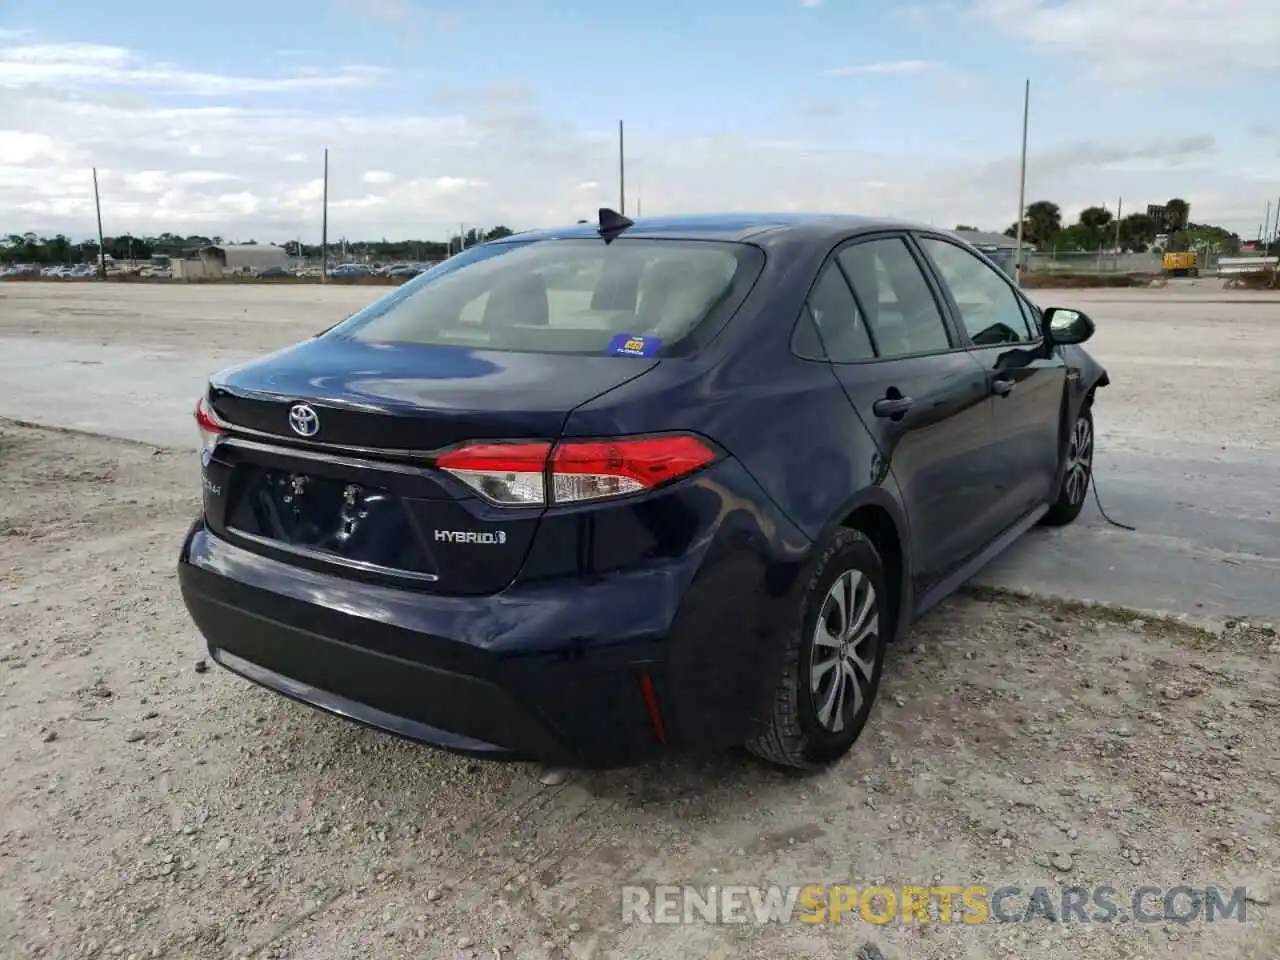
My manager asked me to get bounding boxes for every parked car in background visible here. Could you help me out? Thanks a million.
[180,210,1108,771]
[328,263,374,278]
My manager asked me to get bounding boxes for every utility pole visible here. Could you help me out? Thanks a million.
[1013,79,1030,286]
[1272,198,1280,280]
[92,167,106,277]
[321,148,329,283]
[618,120,626,216]
[1114,197,1122,253]
[1265,201,1273,250]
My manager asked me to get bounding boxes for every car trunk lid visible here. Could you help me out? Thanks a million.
[201,336,658,594]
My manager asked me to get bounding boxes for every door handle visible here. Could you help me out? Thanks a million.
[872,396,914,418]
[991,376,1016,397]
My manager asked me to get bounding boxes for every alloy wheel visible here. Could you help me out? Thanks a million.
[809,569,880,733]
[1065,413,1094,505]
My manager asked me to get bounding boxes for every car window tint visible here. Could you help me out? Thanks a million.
[919,238,1037,345]
[836,239,951,358]
[333,238,759,355]
[791,305,827,360]
[805,263,876,362]
[1017,294,1043,337]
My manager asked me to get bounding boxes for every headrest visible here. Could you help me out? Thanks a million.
[637,261,726,329]
[483,273,549,326]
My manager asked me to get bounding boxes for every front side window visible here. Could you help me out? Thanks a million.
[329,238,760,355]
[918,237,1037,346]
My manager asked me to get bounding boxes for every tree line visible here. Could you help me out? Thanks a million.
[972,197,1246,255]
[0,226,516,266]
[5,205,1263,266]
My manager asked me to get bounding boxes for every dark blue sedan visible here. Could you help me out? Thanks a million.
[178,210,1108,769]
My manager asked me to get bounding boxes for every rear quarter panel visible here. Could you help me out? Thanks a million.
[562,232,904,548]
[561,235,914,613]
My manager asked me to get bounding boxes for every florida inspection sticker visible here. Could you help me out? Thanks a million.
[608,333,662,357]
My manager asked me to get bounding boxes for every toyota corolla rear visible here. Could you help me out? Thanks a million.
[177,229,810,766]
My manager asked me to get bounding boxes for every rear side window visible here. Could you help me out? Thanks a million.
[836,239,952,358]
[330,238,761,356]
[802,263,875,362]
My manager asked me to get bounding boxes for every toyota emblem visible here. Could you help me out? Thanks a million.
[288,403,320,437]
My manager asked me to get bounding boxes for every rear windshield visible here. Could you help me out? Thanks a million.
[329,237,762,356]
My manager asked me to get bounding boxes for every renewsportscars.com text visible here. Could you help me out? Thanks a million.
[621,884,1252,925]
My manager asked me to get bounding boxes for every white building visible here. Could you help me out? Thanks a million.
[201,244,291,274]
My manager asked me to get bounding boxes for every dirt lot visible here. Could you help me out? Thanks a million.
[2,422,1278,959]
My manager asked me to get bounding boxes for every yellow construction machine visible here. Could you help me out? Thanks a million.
[1162,251,1199,277]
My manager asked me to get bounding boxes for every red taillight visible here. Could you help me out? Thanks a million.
[550,435,717,503]
[434,434,718,506]
[194,396,226,454]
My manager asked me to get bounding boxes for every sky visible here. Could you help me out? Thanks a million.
[0,0,1277,242]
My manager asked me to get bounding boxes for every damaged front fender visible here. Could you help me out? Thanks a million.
[1062,344,1109,400]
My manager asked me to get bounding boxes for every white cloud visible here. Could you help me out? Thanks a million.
[174,170,239,185]
[121,169,240,193]
[122,170,169,194]
[3,42,130,65]
[826,59,943,75]
[961,0,1280,79]
[0,130,63,164]
[0,37,1272,240]
[0,42,388,95]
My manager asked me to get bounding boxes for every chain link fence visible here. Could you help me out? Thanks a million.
[1023,251,1169,275]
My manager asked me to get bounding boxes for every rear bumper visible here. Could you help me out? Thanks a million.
[181,522,677,766]
[179,488,811,766]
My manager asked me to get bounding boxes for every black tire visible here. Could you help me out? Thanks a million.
[1041,403,1094,527]
[746,528,888,770]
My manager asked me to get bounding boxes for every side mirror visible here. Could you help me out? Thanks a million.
[1042,307,1095,345]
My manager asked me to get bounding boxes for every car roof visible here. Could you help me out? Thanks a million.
[493,212,939,245]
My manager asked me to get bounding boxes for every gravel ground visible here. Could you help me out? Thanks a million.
[3,422,1278,959]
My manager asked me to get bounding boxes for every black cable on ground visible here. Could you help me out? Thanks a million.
[1091,472,1136,531]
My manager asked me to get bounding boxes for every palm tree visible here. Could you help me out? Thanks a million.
[1164,198,1190,232]
[1023,201,1062,245]
[1078,206,1113,231]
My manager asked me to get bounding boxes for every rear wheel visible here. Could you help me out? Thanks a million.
[747,529,888,770]
[1041,404,1094,526]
